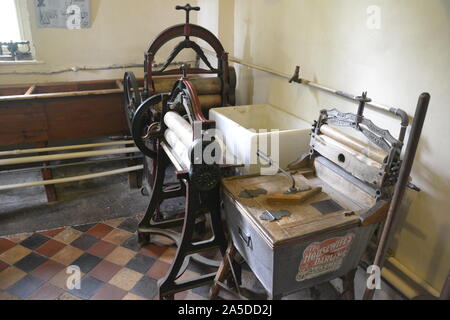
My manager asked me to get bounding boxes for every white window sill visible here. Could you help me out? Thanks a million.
[0,60,43,66]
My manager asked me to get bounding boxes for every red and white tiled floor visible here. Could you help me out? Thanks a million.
[0,216,210,300]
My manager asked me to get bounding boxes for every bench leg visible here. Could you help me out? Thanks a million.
[37,142,57,203]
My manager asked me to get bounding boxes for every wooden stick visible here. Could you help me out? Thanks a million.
[0,140,135,157]
[363,93,430,300]
[0,147,139,166]
[115,80,124,91]
[266,187,322,205]
[24,85,36,95]
[210,243,237,300]
[0,165,143,191]
[0,88,124,102]
[0,75,203,102]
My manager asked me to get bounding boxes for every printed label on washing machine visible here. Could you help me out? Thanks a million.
[296,233,355,282]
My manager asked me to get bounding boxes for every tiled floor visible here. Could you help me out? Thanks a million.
[0,216,209,300]
[0,215,405,301]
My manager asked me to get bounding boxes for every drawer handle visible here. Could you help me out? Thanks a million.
[238,228,252,248]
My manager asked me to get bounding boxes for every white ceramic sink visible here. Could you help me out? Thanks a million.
[210,104,312,175]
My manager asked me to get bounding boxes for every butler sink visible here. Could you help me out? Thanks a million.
[209,104,312,175]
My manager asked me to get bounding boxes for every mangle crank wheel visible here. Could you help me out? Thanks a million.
[123,71,142,134]
[131,94,165,159]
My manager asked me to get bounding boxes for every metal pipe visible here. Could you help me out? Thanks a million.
[0,155,143,175]
[363,93,430,300]
[0,165,144,192]
[0,60,196,76]
[289,66,410,141]
[257,150,298,193]
[389,108,409,142]
[203,48,411,131]
[0,147,140,166]
[203,50,411,130]
[0,140,135,157]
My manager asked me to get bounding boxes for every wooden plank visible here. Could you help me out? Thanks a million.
[266,187,322,205]
[0,76,198,102]
[76,81,118,92]
[0,101,49,145]
[0,85,29,97]
[359,200,390,226]
[44,94,127,141]
[222,172,363,248]
[0,76,218,148]
[0,95,125,147]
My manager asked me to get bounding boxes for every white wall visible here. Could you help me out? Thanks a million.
[199,0,450,294]
[0,0,198,85]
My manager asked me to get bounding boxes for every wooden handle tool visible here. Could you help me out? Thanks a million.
[266,187,322,205]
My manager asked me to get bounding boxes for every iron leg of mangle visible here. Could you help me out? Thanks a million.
[204,190,228,256]
[138,153,168,245]
[158,183,200,299]
[158,186,227,300]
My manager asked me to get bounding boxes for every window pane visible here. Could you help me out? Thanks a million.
[0,0,21,42]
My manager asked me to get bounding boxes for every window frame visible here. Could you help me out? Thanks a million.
[15,0,33,42]
[0,0,36,62]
